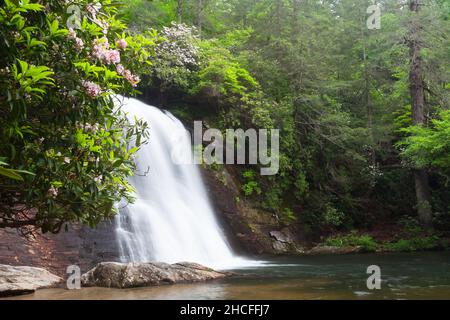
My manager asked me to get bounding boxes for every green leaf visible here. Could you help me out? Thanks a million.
[0,167,24,181]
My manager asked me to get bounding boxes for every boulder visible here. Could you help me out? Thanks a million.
[81,261,233,288]
[269,230,294,244]
[307,245,364,255]
[0,264,63,297]
[269,229,306,254]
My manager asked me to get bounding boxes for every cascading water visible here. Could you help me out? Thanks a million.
[114,97,250,269]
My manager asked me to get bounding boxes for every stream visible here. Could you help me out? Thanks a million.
[7,251,450,300]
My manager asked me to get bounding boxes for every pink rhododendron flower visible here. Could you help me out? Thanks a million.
[68,28,77,39]
[81,80,102,98]
[86,3,100,18]
[91,38,120,64]
[106,49,121,64]
[68,28,84,51]
[115,65,139,87]
[116,39,128,49]
[121,69,140,87]
[74,37,84,50]
[129,74,140,87]
[92,44,105,60]
[116,64,125,75]
[47,186,58,198]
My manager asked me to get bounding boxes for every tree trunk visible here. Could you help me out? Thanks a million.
[197,0,204,37]
[159,87,167,107]
[177,0,183,23]
[291,0,301,36]
[361,11,376,170]
[275,0,282,36]
[408,0,433,226]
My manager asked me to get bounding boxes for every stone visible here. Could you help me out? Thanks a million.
[269,229,299,253]
[269,230,294,244]
[272,240,290,252]
[0,264,63,297]
[307,245,364,255]
[81,261,233,288]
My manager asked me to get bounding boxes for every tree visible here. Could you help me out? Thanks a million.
[148,23,199,106]
[399,109,450,171]
[407,0,433,226]
[116,0,450,232]
[177,0,184,22]
[0,0,155,233]
[196,0,204,36]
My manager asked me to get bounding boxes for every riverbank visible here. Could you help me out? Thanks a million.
[201,165,450,257]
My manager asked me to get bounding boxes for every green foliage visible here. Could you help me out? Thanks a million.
[0,158,34,181]
[322,205,346,228]
[386,236,440,252]
[398,109,450,170]
[384,216,441,252]
[398,215,424,236]
[324,232,378,252]
[0,0,447,236]
[0,0,156,232]
[122,0,449,234]
[148,23,199,96]
[120,0,178,29]
[191,41,258,102]
[280,208,297,225]
[241,170,261,197]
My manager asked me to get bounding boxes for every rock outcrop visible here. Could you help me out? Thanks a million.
[81,262,232,288]
[0,220,121,276]
[307,245,365,255]
[202,165,313,254]
[269,229,305,253]
[0,264,62,297]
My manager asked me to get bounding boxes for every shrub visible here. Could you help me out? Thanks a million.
[324,232,378,252]
[322,204,346,228]
[0,0,156,233]
[281,208,297,225]
[241,170,261,196]
[150,22,199,96]
[386,235,440,252]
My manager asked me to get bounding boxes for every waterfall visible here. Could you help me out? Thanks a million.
[114,97,249,269]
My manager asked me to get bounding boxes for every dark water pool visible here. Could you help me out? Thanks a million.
[6,252,450,300]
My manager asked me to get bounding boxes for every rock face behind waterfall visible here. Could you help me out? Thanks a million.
[81,262,232,288]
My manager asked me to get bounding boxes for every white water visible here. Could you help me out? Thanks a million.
[114,97,255,269]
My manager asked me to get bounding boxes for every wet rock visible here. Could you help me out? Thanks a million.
[269,229,301,253]
[81,262,233,288]
[0,264,63,297]
[201,166,285,254]
[0,221,121,276]
[271,240,290,252]
[307,245,364,255]
[270,230,294,244]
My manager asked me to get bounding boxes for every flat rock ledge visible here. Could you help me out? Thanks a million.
[81,262,233,288]
[306,245,364,255]
[0,264,63,297]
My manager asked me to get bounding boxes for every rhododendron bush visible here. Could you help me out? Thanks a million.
[148,22,199,104]
[0,0,159,233]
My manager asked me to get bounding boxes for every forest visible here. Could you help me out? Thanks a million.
[0,0,449,252]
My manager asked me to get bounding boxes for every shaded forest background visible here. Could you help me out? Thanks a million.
[121,0,449,238]
[0,0,448,250]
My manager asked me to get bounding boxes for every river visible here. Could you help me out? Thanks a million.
[6,251,450,300]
